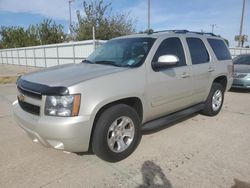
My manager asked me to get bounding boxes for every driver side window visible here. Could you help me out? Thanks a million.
[152,37,186,67]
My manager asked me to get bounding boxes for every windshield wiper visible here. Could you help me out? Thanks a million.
[82,59,94,64]
[94,60,122,67]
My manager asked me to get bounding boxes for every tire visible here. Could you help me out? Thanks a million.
[201,83,224,116]
[92,104,142,162]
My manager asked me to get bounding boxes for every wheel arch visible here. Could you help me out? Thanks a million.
[88,97,143,152]
[213,75,227,91]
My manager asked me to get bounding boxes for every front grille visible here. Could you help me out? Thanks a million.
[17,86,42,99]
[18,99,40,115]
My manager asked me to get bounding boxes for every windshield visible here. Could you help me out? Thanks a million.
[85,37,155,67]
[233,55,250,65]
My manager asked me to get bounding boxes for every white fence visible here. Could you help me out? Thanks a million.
[229,47,250,58]
[0,42,249,67]
[0,40,105,67]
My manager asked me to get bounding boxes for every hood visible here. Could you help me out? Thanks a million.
[234,64,250,74]
[21,63,128,87]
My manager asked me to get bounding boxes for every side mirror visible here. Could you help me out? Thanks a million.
[158,55,179,65]
[152,55,179,71]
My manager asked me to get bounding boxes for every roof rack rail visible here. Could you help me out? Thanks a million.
[187,31,219,37]
[152,30,219,37]
[153,30,189,34]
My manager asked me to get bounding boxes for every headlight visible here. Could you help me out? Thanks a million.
[45,94,81,117]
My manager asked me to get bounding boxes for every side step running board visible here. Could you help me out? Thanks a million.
[141,103,205,133]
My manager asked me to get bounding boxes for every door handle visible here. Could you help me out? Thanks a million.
[181,72,190,78]
[208,67,215,72]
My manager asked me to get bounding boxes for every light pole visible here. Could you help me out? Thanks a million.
[238,0,246,47]
[148,0,151,31]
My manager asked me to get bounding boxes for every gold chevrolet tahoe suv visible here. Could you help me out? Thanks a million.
[13,30,233,162]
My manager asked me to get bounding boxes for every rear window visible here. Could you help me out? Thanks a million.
[186,38,209,65]
[207,39,231,61]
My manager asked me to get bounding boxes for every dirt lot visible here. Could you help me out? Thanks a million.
[0,65,250,188]
[0,64,41,77]
[0,64,42,84]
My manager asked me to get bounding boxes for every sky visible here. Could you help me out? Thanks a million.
[0,0,249,47]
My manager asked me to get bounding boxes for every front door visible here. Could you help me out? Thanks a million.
[146,37,193,121]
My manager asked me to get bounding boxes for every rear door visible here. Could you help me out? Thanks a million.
[185,37,213,103]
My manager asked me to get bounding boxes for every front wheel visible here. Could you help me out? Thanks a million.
[201,83,224,116]
[92,104,142,162]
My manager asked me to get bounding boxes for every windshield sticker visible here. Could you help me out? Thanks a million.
[127,59,135,65]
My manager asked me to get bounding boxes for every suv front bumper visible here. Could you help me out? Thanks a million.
[13,100,93,152]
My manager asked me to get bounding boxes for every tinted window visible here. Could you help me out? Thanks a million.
[186,38,209,65]
[153,37,186,67]
[207,39,231,60]
[233,55,250,65]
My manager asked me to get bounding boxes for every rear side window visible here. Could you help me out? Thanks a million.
[186,38,209,65]
[207,39,231,60]
[153,37,186,67]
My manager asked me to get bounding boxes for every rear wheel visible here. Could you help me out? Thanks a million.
[201,83,224,116]
[92,104,141,162]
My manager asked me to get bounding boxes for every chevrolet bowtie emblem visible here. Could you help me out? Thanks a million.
[18,94,25,102]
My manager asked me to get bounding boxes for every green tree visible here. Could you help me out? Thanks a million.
[0,26,37,48]
[26,25,40,46]
[0,19,66,49]
[74,0,135,40]
[36,19,65,45]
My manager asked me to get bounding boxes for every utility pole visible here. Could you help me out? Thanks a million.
[211,24,216,34]
[92,26,96,51]
[68,0,74,37]
[238,0,246,47]
[148,0,151,31]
